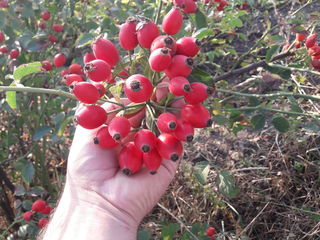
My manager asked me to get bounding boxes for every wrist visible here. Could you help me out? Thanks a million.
[41,182,139,240]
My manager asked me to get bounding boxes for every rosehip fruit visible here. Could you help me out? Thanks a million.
[92,82,106,97]
[124,74,153,103]
[75,105,107,129]
[143,149,162,174]
[93,126,119,149]
[164,55,193,78]
[48,35,58,43]
[63,74,83,85]
[137,20,160,49]
[83,52,96,63]
[305,34,317,48]
[296,33,307,42]
[0,32,4,43]
[52,24,63,32]
[134,129,157,153]
[172,0,186,8]
[149,48,172,72]
[181,104,212,128]
[157,112,178,133]
[118,142,143,175]
[40,205,52,215]
[38,218,49,229]
[151,35,177,55]
[23,211,33,221]
[68,63,83,75]
[32,200,46,212]
[41,11,51,21]
[184,82,214,104]
[9,49,19,59]
[92,38,119,67]
[108,116,131,141]
[42,60,52,71]
[162,7,183,35]
[176,37,201,57]
[61,69,69,77]
[312,59,320,69]
[38,21,47,30]
[70,82,100,104]
[168,76,191,96]
[216,0,228,11]
[53,53,66,67]
[157,133,183,161]
[84,59,112,82]
[0,45,8,54]
[206,227,216,237]
[119,17,138,50]
[183,0,197,13]
[173,119,194,142]
[308,45,320,56]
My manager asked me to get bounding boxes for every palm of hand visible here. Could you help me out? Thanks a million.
[66,126,179,224]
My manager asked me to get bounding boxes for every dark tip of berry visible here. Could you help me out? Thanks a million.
[122,168,132,176]
[93,137,99,145]
[150,171,157,175]
[181,4,186,8]
[169,121,177,130]
[130,80,141,91]
[186,135,194,142]
[161,48,169,55]
[69,84,75,90]
[195,39,201,47]
[206,119,213,127]
[171,154,179,162]
[141,145,150,153]
[84,63,93,73]
[113,133,121,141]
[186,58,194,67]
[73,116,78,125]
[184,84,191,92]
[164,37,174,46]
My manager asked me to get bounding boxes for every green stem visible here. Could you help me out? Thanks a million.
[0,218,24,238]
[291,0,314,15]
[267,63,320,76]
[217,88,320,102]
[155,0,163,25]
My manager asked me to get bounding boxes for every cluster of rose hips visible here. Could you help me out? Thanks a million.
[22,199,52,229]
[0,31,20,59]
[206,226,217,240]
[38,11,64,44]
[53,4,214,175]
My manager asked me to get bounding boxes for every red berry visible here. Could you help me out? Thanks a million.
[294,41,301,49]
[68,63,83,75]
[312,59,320,69]
[305,34,317,48]
[162,7,183,35]
[308,45,320,56]
[206,227,216,237]
[52,24,63,32]
[63,74,84,85]
[41,11,51,21]
[173,119,194,142]
[124,74,153,103]
[92,82,106,97]
[92,38,119,67]
[181,104,212,128]
[75,105,107,129]
[143,149,162,174]
[184,82,214,104]
[83,52,96,63]
[157,112,178,133]
[118,142,143,175]
[176,37,201,57]
[0,45,8,54]
[183,0,197,13]
[61,69,69,77]
[149,48,172,72]
[172,0,186,8]
[164,55,193,78]
[70,82,100,104]
[157,133,183,161]
[134,129,157,153]
[168,76,191,96]
[108,116,131,141]
[296,33,307,42]
[23,211,33,221]
[48,35,58,43]
[32,200,46,213]
[53,53,66,67]
[84,59,112,82]
[137,20,160,49]
[38,218,49,229]
[38,21,47,30]
[216,0,228,11]
[40,205,52,215]
[42,60,52,71]
[9,49,19,59]
[119,17,138,50]
[93,126,119,149]
[151,35,177,55]
[0,32,5,43]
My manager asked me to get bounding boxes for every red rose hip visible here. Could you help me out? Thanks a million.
[162,7,183,35]
[118,142,143,175]
[119,17,138,50]
[92,38,119,67]
[157,133,183,161]
[70,82,100,104]
[53,53,66,67]
[149,48,172,72]
[124,74,153,103]
[84,59,112,82]
[75,105,107,129]
[108,116,131,141]
[93,126,119,149]
[134,129,157,153]
[143,149,162,174]
[137,20,160,49]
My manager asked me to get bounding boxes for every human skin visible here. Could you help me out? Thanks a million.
[39,123,179,240]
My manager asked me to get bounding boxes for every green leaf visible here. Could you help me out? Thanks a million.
[33,126,51,141]
[189,68,212,84]
[303,121,320,132]
[251,114,265,130]
[161,223,180,240]
[193,28,214,39]
[195,10,207,29]
[216,170,240,198]
[229,18,243,28]
[6,82,17,110]
[57,116,73,137]
[271,116,290,133]
[265,45,280,62]
[76,33,95,48]
[137,230,151,240]
[22,200,32,211]
[213,115,228,125]
[266,65,291,80]
[194,161,210,185]
[16,160,35,184]
[14,185,26,196]
[13,62,42,82]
